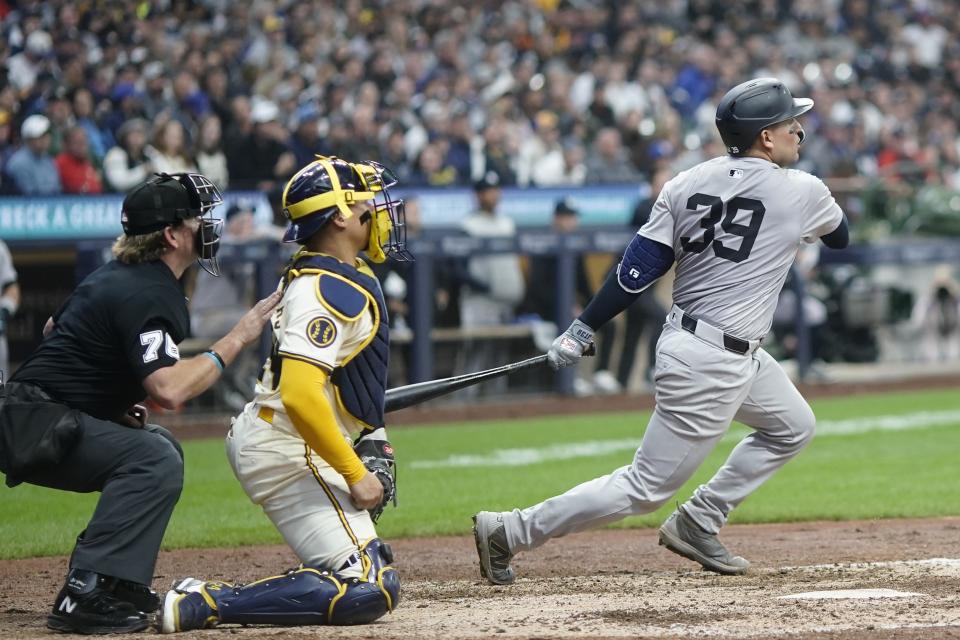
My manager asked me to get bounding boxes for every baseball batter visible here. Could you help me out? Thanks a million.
[474,78,850,583]
[159,157,410,632]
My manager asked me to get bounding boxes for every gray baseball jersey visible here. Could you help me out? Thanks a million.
[639,156,843,339]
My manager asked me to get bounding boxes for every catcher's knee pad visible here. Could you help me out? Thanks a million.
[216,538,400,627]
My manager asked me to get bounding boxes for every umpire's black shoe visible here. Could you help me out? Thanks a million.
[113,579,161,613]
[47,569,150,635]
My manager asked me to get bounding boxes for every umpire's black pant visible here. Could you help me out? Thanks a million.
[19,414,184,586]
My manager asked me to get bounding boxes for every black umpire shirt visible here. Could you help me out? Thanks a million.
[12,260,189,421]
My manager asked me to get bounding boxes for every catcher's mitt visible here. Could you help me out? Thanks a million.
[353,427,396,523]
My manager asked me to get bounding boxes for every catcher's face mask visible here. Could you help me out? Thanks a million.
[354,160,413,264]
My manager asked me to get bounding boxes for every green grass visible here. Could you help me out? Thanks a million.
[3,388,960,559]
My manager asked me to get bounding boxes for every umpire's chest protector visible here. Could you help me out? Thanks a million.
[290,254,390,429]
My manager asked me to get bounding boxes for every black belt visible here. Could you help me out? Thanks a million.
[679,312,751,355]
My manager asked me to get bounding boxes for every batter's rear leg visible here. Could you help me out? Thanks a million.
[673,349,815,571]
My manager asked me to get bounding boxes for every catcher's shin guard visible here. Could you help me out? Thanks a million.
[217,538,400,626]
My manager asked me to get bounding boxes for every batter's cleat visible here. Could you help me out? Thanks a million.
[158,578,230,633]
[472,511,516,585]
[112,579,160,613]
[658,509,750,575]
[47,569,149,635]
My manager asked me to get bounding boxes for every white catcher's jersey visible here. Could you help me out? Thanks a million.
[639,156,843,339]
[249,272,374,441]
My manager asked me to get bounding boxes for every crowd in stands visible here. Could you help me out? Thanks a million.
[0,0,958,204]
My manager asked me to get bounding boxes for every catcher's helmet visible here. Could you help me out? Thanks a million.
[715,78,813,155]
[281,156,411,262]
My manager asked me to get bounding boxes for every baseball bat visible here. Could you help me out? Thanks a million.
[384,354,548,413]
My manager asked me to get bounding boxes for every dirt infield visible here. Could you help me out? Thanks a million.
[2,517,959,639]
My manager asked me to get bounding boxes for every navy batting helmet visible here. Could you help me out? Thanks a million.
[715,78,813,155]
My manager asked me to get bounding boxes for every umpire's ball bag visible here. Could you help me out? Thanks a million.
[0,382,83,487]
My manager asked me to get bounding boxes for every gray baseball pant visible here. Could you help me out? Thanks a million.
[503,322,815,552]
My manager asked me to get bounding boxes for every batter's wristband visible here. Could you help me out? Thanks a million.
[203,350,226,372]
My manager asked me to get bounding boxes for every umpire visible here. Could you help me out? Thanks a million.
[0,173,279,634]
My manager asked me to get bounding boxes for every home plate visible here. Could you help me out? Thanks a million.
[778,589,925,600]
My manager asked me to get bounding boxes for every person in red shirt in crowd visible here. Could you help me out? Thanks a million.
[55,126,103,194]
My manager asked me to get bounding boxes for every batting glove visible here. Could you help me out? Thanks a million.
[547,319,594,370]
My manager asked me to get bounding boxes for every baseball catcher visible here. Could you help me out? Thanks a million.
[158,156,410,632]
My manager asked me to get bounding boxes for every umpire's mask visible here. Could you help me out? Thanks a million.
[121,172,224,275]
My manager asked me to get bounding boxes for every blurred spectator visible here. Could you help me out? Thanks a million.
[558,139,588,186]
[584,127,644,185]
[517,110,565,186]
[147,119,196,175]
[410,142,459,186]
[0,239,18,379]
[443,111,474,184]
[583,82,617,137]
[226,98,295,192]
[103,83,147,141]
[5,114,61,195]
[522,198,593,323]
[141,62,174,120]
[6,29,54,95]
[458,170,525,327]
[55,126,103,194]
[43,89,73,157]
[288,107,329,169]
[0,109,15,193]
[71,88,109,161]
[379,126,414,184]
[456,171,526,394]
[911,266,960,362]
[474,116,518,186]
[196,115,229,190]
[103,119,154,192]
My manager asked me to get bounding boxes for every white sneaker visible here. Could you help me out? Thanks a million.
[592,370,622,395]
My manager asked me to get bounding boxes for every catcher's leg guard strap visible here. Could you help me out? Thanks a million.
[216,539,400,626]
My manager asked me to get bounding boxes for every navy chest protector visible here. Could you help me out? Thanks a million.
[282,253,390,429]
